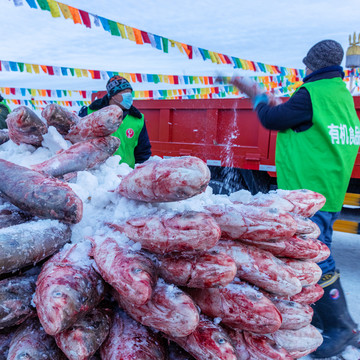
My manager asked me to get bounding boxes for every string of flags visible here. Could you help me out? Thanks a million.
[0,59,304,95]
[11,0,306,76]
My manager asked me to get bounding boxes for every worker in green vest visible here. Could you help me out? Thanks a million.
[0,94,11,129]
[229,40,360,358]
[78,76,151,168]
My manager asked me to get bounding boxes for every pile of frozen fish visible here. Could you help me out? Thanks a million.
[0,105,328,359]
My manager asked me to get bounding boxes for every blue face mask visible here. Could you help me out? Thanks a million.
[120,92,133,109]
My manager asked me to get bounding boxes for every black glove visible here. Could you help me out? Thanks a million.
[0,94,3,102]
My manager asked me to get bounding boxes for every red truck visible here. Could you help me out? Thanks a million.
[93,92,360,199]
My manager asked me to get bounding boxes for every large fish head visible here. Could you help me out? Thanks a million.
[193,318,237,359]
[92,136,121,155]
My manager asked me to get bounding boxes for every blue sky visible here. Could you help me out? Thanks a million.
[1,0,359,92]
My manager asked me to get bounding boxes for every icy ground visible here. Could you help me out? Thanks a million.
[301,231,360,360]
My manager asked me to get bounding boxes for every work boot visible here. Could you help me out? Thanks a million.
[311,270,360,358]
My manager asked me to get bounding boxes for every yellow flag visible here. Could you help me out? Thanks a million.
[74,68,82,77]
[58,2,73,19]
[163,75,169,84]
[32,64,40,74]
[125,26,136,42]
[208,51,217,63]
[117,23,127,38]
[30,89,36,96]
[175,42,184,54]
[25,64,32,73]
[48,0,61,17]
[81,69,88,77]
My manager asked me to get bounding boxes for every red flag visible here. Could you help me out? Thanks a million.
[174,75,179,85]
[149,90,153,98]
[0,61,2,71]
[187,45,193,59]
[93,70,101,79]
[46,90,51,97]
[136,73,142,82]
[141,30,151,44]
[79,10,91,28]
[47,66,54,75]
[223,55,233,64]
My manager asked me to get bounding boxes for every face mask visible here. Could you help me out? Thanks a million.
[120,92,133,109]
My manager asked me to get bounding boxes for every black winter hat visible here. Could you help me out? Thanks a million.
[106,75,133,98]
[303,40,344,71]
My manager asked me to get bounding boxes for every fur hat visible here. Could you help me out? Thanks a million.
[303,40,344,71]
[106,76,133,98]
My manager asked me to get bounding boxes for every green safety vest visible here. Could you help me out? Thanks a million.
[276,77,360,212]
[86,107,144,168]
[0,101,11,129]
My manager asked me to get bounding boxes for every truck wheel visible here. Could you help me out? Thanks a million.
[208,167,247,195]
[208,167,274,195]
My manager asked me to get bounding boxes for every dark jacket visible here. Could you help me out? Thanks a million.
[255,66,345,132]
[79,96,151,164]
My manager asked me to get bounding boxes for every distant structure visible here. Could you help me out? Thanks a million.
[346,32,360,93]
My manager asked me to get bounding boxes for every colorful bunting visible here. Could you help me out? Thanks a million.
[12,0,304,75]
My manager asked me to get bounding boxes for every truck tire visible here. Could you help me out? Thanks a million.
[208,167,274,195]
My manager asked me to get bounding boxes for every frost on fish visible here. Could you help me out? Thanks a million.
[289,284,324,305]
[0,129,9,145]
[42,103,79,135]
[100,308,166,360]
[272,324,323,358]
[0,159,83,224]
[55,308,111,360]
[156,250,236,288]
[116,156,210,202]
[309,241,331,263]
[0,273,37,329]
[293,214,321,238]
[241,235,321,260]
[281,258,322,286]
[7,318,66,360]
[31,136,120,177]
[224,328,251,360]
[65,105,123,143]
[109,211,221,254]
[268,297,313,330]
[6,106,48,146]
[113,279,200,337]
[0,327,15,360]
[90,236,157,306]
[242,331,292,360]
[276,189,326,217]
[206,204,297,241]
[0,202,33,229]
[0,219,71,275]
[34,242,106,336]
[214,240,302,296]
[167,315,237,360]
[188,279,282,334]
